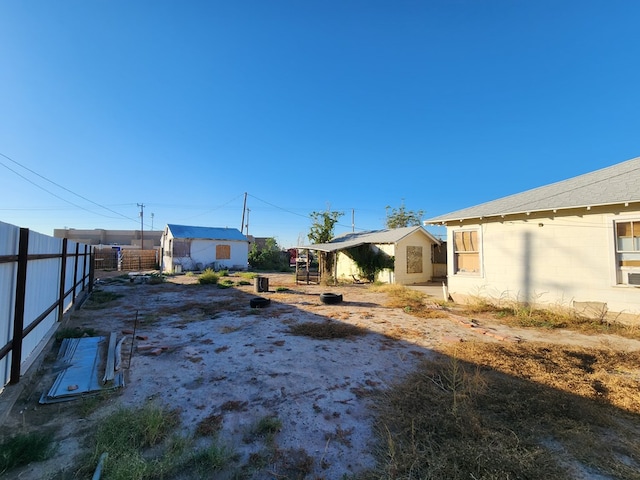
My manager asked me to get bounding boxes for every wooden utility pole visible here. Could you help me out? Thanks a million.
[240,192,247,233]
[137,203,145,250]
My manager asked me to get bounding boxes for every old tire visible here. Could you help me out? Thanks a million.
[320,293,343,305]
[250,297,271,308]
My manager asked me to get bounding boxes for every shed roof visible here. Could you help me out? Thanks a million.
[298,226,440,252]
[166,224,248,241]
[424,156,640,224]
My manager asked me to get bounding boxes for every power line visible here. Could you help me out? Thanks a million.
[0,152,140,224]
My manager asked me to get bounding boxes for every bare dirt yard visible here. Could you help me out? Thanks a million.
[2,271,640,479]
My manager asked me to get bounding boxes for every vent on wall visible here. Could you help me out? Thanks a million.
[629,273,640,285]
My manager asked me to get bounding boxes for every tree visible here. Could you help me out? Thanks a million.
[248,238,289,271]
[308,210,344,244]
[308,210,344,281]
[385,203,425,229]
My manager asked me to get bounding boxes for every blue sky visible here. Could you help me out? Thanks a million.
[2,1,640,248]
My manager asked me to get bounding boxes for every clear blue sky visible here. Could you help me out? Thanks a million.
[2,1,640,248]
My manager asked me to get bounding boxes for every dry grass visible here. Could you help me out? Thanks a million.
[287,320,368,339]
[461,298,640,339]
[372,283,449,319]
[366,341,640,480]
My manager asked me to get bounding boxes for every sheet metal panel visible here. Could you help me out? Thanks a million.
[21,231,62,369]
[0,222,19,386]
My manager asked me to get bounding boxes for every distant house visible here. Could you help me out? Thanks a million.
[302,226,441,284]
[161,224,249,273]
[424,156,640,320]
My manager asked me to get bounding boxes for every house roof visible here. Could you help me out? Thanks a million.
[166,224,248,241]
[298,226,440,252]
[424,156,640,224]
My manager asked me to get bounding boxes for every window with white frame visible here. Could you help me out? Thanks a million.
[615,220,640,285]
[453,230,480,274]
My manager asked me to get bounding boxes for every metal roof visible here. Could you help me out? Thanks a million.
[166,224,248,241]
[425,156,640,224]
[298,226,441,252]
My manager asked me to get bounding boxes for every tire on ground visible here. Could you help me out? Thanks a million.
[320,293,343,305]
[250,297,271,308]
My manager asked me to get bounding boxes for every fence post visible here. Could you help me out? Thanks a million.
[72,242,80,303]
[58,238,68,321]
[81,244,88,291]
[10,228,29,385]
[89,247,95,293]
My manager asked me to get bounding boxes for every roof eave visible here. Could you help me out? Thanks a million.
[425,200,640,225]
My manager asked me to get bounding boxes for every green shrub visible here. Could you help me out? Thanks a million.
[198,268,219,285]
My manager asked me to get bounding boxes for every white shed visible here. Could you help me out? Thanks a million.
[161,224,249,273]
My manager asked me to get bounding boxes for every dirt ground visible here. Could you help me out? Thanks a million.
[3,271,640,479]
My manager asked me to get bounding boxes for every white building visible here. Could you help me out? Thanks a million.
[161,224,249,273]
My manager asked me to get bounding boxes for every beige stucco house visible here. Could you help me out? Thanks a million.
[424,156,640,320]
[302,226,441,285]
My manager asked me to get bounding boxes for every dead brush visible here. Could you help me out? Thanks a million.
[464,297,640,339]
[287,320,368,339]
[368,341,640,480]
[373,283,449,318]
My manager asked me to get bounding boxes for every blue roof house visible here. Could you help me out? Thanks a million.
[161,224,249,273]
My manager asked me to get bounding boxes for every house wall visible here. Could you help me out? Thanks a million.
[162,234,249,272]
[445,208,640,318]
[335,246,397,283]
[335,251,362,281]
[393,236,435,285]
[334,234,437,284]
[190,239,248,270]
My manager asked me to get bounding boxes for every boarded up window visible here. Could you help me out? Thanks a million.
[173,239,190,257]
[406,246,423,274]
[216,244,231,260]
[454,230,480,274]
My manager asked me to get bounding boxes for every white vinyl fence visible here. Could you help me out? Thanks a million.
[0,221,93,390]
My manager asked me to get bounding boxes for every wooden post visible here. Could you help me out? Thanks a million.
[10,228,29,384]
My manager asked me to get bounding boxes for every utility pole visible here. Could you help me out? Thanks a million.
[151,212,154,231]
[241,192,247,233]
[352,208,355,232]
[245,208,250,236]
[137,203,145,250]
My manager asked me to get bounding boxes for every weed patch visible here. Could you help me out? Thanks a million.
[83,290,123,309]
[0,431,55,474]
[55,326,98,340]
[288,321,368,339]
